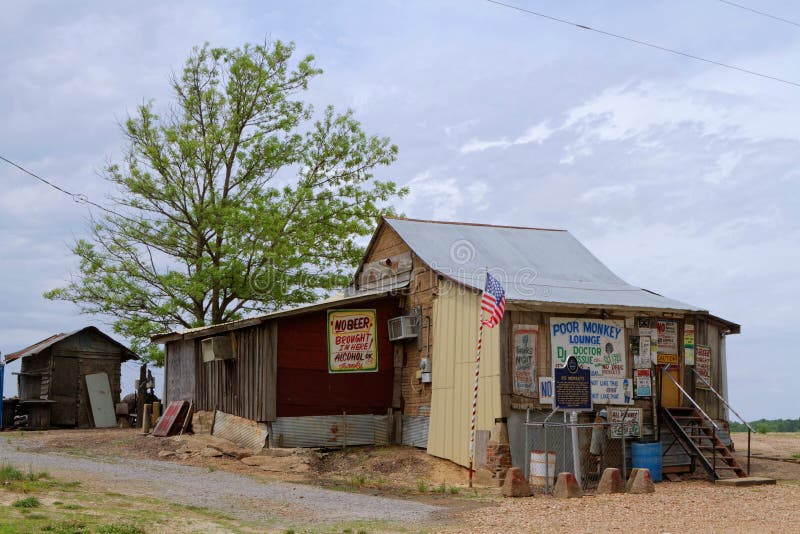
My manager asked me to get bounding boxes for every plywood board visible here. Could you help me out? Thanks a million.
[84,372,117,428]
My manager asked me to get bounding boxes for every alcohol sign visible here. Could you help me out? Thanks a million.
[327,309,378,373]
[695,344,712,388]
[609,407,642,438]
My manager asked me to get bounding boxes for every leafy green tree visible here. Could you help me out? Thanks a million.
[45,42,403,363]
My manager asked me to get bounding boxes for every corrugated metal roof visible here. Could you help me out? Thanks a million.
[384,218,704,312]
[6,326,139,363]
[151,284,406,343]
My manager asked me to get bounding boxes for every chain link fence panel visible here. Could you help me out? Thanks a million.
[524,417,630,494]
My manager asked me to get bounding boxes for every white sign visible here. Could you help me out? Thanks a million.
[635,336,651,369]
[639,327,658,365]
[550,318,626,378]
[591,378,634,405]
[609,407,642,438]
[538,377,554,404]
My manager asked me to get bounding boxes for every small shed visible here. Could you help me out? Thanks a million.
[6,327,138,428]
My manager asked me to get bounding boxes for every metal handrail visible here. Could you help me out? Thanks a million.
[661,364,719,431]
[690,367,752,474]
[690,368,755,433]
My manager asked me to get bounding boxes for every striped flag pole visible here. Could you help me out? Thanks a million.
[468,311,485,488]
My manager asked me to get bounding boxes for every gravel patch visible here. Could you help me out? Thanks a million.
[0,439,440,524]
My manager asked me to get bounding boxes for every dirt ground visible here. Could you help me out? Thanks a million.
[4,428,800,533]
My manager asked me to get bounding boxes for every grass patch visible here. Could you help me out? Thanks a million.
[792,452,800,460]
[449,485,461,495]
[13,496,42,508]
[95,525,146,534]
[416,480,429,493]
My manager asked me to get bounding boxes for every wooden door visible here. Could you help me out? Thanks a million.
[660,366,682,408]
[50,357,79,426]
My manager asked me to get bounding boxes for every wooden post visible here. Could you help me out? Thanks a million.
[142,403,152,434]
[136,364,146,425]
[152,401,161,426]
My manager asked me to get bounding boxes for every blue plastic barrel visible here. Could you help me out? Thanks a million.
[631,441,663,482]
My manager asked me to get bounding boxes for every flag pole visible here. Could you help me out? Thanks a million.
[468,311,485,488]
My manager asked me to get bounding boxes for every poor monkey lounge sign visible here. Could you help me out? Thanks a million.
[550,318,631,405]
[327,309,378,373]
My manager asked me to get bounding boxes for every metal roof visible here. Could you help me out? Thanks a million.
[6,326,139,363]
[383,218,705,313]
[151,285,404,343]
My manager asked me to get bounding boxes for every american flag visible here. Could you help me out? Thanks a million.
[481,272,506,328]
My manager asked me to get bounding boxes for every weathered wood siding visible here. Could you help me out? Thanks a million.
[360,223,437,416]
[194,322,277,422]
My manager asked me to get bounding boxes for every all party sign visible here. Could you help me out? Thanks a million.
[327,309,378,373]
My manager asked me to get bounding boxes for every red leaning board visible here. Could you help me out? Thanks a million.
[152,400,189,437]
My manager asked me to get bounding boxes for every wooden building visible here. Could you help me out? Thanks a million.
[156,217,742,479]
[154,292,403,446]
[6,327,138,428]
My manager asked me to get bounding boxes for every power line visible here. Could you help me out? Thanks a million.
[716,0,800,28]
[0,153,129,220]
[484,0,800,88]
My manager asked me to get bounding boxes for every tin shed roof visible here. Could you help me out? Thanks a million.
[381,218,705,313]
[6,326,139,363]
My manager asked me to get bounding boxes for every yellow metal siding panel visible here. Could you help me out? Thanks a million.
[427,281,502,467]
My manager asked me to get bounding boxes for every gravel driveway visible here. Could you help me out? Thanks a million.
[0,439,441,526]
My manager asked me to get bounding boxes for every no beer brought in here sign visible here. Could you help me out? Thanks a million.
[328,309,378,373]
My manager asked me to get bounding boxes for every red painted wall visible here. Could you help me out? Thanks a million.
[276,297,400,417]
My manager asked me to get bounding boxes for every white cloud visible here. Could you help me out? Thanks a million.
[399,171,489,220]
[459,121,554,153]
[580,184,635,203]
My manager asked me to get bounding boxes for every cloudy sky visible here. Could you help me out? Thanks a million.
[2,1,798,418]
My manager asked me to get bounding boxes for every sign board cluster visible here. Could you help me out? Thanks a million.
[550,318,632,406]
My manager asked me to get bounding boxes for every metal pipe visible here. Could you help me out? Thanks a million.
[747,429,751,475]
[524,408,530,482]
[570,411,582,488]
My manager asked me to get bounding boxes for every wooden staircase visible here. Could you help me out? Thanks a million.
[662,406,746,479]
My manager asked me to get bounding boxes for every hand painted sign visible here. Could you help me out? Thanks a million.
[609,407,642,438]
[639,327,658,365]
[554,356,592,410]
[634,368,652,398]
[695,344,712,388]
[550,318,626,378]
[512,324,538,397]
[684,324,695,366]
[327,309,378,373]
[591,378,634,405]
[538,377,554,404]
[657,320,678,360]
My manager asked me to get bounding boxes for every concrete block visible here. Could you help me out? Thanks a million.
[596,468,624,494]
[627,468,655,494]
[501,467,532,498]
[625,468,640,492]
[553,472,582,499]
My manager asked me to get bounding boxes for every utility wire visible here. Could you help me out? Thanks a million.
[485,0,800,88]
[0,153,130,220]
[716,0,800,28]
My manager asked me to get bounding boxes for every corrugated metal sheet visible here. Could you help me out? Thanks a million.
[427,281,502,467]
[401,415,430,448]
[384,218,703,312]
[212,410,270,450]
[271,415,389,448]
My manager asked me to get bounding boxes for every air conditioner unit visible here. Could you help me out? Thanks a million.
[201,336,234,362]
[388,316,419,341]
